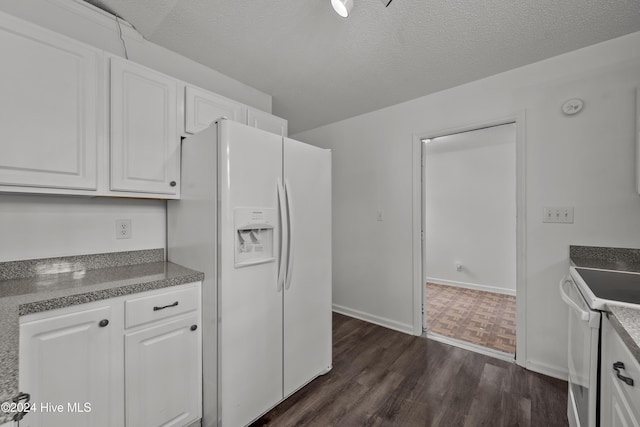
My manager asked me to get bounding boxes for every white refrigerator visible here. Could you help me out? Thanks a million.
[168,119,332,427]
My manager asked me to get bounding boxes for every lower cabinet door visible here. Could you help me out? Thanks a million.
[19,305,116,427]
[610,387,638,427]
[602,316,640,427]
[125,314,202,427]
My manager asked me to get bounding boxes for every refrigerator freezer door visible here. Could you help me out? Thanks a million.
[283,138,332,397]
[219,121,284,427]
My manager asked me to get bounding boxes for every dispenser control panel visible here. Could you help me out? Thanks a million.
[234,208,276,268]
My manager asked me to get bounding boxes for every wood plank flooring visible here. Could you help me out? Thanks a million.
[251,313,568,427]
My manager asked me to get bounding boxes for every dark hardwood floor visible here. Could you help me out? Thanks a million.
[251,313,568,427]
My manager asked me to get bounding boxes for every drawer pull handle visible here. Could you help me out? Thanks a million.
[613,361,635,386]
[190,325,198,331]
[153,301,179,311]
[170,181,177,187]
[99,319,109,327]
[12,392,30,422]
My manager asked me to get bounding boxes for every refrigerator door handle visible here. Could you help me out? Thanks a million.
[285,180,295,290]
[277,179,288,292]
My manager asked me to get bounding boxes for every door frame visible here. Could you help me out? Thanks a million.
[411,112,527,366]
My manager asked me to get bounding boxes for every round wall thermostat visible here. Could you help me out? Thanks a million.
[562,98,584,116]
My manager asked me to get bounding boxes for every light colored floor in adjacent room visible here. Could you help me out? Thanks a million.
[426,282,516,354]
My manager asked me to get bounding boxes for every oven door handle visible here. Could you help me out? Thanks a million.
[559,277,591,322]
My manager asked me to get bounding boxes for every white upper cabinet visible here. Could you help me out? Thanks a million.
[247,108,288,137]
[110,57,180,197]
[0,11,286,200]
[184,85,246,134]
[0,13,100,191]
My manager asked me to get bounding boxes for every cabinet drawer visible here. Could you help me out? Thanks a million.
[125,286,199,328]
[607,319,640,415]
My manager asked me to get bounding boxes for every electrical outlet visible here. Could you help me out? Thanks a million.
[543,207,574,224]
[116,219,132,239]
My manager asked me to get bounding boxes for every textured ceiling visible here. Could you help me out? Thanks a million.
[85,0,640,134]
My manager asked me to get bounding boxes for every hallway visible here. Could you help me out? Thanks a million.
[426,282,516,354]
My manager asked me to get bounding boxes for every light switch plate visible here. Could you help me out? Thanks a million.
[543,207,574,224]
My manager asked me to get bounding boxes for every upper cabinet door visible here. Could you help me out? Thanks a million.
[185,85,246,134]
[110,57,179,196]
[0,14,99,190]
[247,108,288,137]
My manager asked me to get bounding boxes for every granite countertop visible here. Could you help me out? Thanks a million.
[570,245,640,273]
[570,245,640,364]
[607,305,640,364]
[0,249,204,424]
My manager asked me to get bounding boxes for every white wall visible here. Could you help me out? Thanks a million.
[293,31,640,378]
[424,124,516,294]
[0,195,166,262]
[0,0,271,112]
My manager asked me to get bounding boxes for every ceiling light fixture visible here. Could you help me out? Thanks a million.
[331,0,353,18]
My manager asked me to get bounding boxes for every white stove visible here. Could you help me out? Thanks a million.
[570,266,640,310]
[563,265,640,427]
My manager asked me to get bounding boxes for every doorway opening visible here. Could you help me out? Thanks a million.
[421,122,517,360]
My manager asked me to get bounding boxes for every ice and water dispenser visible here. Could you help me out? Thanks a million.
[234,208,276,268]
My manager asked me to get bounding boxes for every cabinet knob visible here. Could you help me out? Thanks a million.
[170,181,177,187]
[99,319,109,327]
[190,325,198,331]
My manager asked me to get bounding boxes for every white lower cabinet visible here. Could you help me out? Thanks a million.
[601,315,640,427]
[19,304,118,427]
[125,314,202,427]
[19,282,201,427]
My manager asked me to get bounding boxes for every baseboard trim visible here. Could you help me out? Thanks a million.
[426,277,516,296]
[525,359,568,381]
[425,332,515,362]
[332,304,414,335]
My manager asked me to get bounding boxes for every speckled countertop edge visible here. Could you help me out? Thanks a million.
[0,250,203,424]
[570,245,640,273]
[608,306,640,364]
